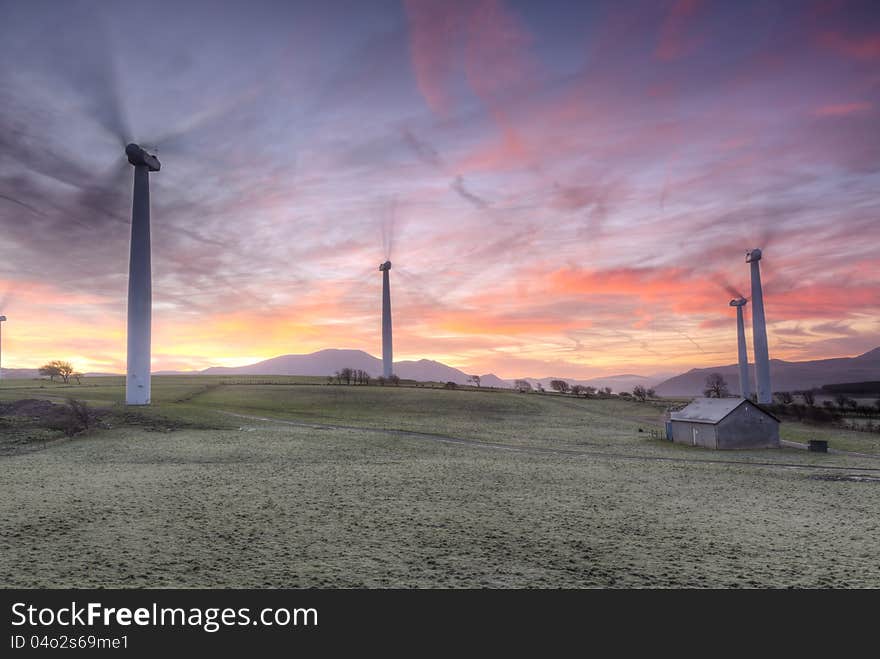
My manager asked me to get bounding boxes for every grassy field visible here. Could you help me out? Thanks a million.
[2,376,880,588]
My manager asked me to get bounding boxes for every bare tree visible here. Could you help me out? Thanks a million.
[514,379,532,393]
[468,375,481,387]
[39,363,61,382]
[40,360,75,384]
[550,379,570,394]
[774,391,793,405]
[703,373,729,398]
[389,374,400,386]
[583,386,597,398]
[632,385,647,402]
[646,388,656,398]
[802,390,815,406]
[571,385,584,397]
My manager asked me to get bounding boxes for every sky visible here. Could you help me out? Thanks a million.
[0,0,878,380]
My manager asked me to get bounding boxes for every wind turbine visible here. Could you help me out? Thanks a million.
[729,298,750,399]
[379,260,393,379]
[0,315,6,381]
[746,248,771,403]
[124,144,161,404]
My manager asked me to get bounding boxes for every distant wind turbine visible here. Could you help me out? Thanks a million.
[379,260,393,379]
[378,201,398,380]
[746,248,772,403]
[729,297,750,399]
[0,314,6,381]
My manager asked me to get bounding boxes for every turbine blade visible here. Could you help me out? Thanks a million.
[42,7,133,146]
[381,200,398,261]
[0,193,44,216]
[74,157,131,226]
[0,288,13,312]
[395,267,445,308]
[146,83,265,153]
[712,274,744,300]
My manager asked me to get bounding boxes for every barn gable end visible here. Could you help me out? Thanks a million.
[669,398,780,450]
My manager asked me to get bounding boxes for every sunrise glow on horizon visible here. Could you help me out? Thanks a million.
[1,0,878,380]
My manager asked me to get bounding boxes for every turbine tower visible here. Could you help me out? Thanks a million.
[0,315,6,381]
[746,248,771,404]
[379,260,393,379]
[729,298,750,399]
[125,143,160,405]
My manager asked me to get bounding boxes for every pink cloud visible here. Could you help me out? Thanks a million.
[402,0,462,115]
[656,0,705,61]
[820,31,880,59]
[403,0,536,115]
[814,102,873,117]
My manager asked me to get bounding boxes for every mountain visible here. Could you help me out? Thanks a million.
[199,348,512,387]
[654,347,880,397]
[477,373,512,388]
[203,349,379,376]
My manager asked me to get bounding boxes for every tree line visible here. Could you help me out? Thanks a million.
[512,379,656,401]
[328,368,400,386]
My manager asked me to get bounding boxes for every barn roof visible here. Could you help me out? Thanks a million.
[670,397,779,425]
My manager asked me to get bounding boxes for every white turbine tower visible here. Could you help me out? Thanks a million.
[729,298,750,399]
[379,260,393,379]
[125,143,160,405]
[746,248,771,403]
[0,315,6,381]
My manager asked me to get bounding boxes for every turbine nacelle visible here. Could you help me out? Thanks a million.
[379,261,392,272]
[0,315,6,321]
[746,248,762,263]
[729,297,747,307]
[125,143,161,172]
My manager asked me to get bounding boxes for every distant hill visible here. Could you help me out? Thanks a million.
[200,348,511,387]
[0,368,117,379]
[0,368,42,379]
[821,381,880,396]
[654,347,880,397]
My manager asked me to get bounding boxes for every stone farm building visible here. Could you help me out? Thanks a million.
[668,397,780,449]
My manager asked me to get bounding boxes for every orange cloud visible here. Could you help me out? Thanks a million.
[545,265,696,300]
